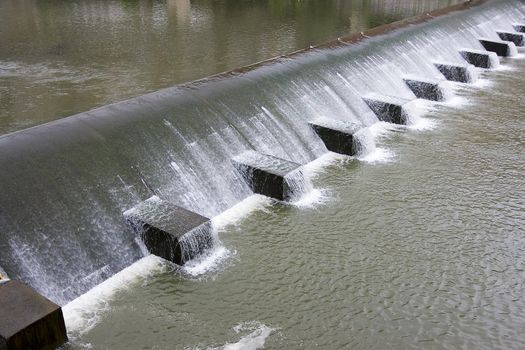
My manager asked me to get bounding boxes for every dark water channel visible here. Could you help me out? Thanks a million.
[0,0,461,134]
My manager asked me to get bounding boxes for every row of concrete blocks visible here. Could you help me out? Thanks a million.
[121,38,519,269]
[3,31,523,350]
[122,35,524,269]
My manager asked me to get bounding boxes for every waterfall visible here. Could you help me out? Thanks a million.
[0,265,8,281]
[178,225,215,264]
[0,0,523,304]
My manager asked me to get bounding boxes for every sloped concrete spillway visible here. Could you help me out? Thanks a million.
[0,0,524,306]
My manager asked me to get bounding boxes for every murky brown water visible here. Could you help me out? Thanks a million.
[0,0,461,134]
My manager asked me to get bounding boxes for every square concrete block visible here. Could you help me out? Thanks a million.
[0,280,67,350]
[434,62,474,83]
[125,197,213,265]
[309,119,360,156]
[233,151,303,201]
[363,93,411,125]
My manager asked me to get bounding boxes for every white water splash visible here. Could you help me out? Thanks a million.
[358,147,396,164]
[489,51,501,69]
[0,265,8,281]
[290,188,330,208]
[508,41,518,57]
[354,127,376,156]
[403,99,437,131]
[368,121,400,138]
[212,195,273,229]
[63,255,165,336]
[438,80,455,101]
[284,168,315,203]
[512,52,525,60]
[355,122,397,163]
[302,152,349,174]
[466,64,479,83]
[181,245,233,277]
[288,152,349,208]
[471,76,494,89]
[494,63,516,72]
[212,322,275,350]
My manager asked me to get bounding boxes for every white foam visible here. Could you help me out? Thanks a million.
[440,95,470,108]
[302,152,349,174]
[352,122,397,163]
[0,265,8,281]
[494,63,515,72]
[489,52,501,69]
[182,245,233,277]
[216,322,275,350]
[212,195,273,230]
[508,42,518,57]
[466,64,479,83]
[407,116,437,131]
[288,153,346,208]
[403,100,437,131]
[63,255,165,336]
[368,121,400,138]
[438,80,455,101]
[471,77,493,89]
[358,147,396,164]
[291,188,330,208]
[353,127,376,156]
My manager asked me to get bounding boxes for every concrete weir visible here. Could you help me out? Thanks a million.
[459,49,498,68]
[0,280,67,350]
[124,197,213,265]
[434,62,474,83]
[363,94,411,125]
[233,151,304,201]
[479,38,514,57]
[403,77,445,101]
[497,31,524,46]
[309,120,360,156]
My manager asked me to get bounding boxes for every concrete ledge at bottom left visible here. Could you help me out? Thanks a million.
[0,280,68,350]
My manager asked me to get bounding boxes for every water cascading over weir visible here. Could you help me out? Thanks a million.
[0,0,524,306]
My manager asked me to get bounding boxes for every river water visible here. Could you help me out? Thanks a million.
[0,0,461,134]
[62,49,525,349]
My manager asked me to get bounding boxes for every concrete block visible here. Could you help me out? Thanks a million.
[233,151,303,201]
[363,94,411,124]
[434,62,474,83]
[512,24,525,33]
[0,280,67,350]
[459,49,498,68]
[479,38,513,57]
[404,77,445,101]
[124,197,213,265]
[497,31,524,46]
[309,119,360,156]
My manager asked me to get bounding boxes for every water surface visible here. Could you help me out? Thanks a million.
[0,0,461,134]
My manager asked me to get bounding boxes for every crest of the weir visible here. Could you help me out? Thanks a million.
[0,0,522,305]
